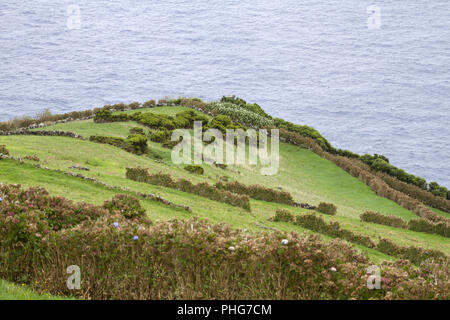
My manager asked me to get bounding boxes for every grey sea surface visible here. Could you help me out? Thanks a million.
[0,1,449,186]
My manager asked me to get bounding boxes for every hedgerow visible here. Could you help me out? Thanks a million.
[215,181,294,205]
[360,211,408,229]
[89,134,148,155]
[377,239,446,265]
[94,110,130,123]
[126,167,250,210]
[294,213,376,249]
[220,95,272,119]
[278,128,450,225]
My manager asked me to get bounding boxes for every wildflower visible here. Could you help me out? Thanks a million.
[133,235,139,241]
[113,222,119,229]
[228,246,235,252]
[0,196,3,202]
[330,267,337,272]
[281,239,289,245]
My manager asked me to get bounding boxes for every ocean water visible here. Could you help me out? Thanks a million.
[0,1,449,187]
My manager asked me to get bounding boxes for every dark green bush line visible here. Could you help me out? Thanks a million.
[360,211,450,238]
[89,134,148,155]
[293,213,376,249]
[274,211,449,265]
[126,167,250,210]
[317,202,337,215]
[215,181,294,205]
[1,184,448,299]
[184,165,204,175]
[94,110,130,123]
[278,128,450,225]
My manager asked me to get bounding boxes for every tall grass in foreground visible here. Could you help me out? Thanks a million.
[0,184,448,300]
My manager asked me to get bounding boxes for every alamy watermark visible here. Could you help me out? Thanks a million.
[366,265,381,289]
[367,5,381,29]
[67,5,81,30]
[66,265,81,290]
[170,122,279,175]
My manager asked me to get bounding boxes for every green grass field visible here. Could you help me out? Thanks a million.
[1,106,448,299]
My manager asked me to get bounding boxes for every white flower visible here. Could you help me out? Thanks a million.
[330,267,337,272]
[281,239,289,245]
[228,246,235,252]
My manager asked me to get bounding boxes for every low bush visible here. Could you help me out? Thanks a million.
[0,145,9,157]
[360,211,407,229]
[317,202,337,215]
[215,181,294,205]
[126,134,148,155]
[184,165,204,175]
[142,100,156,108]
[149,128,172,143]
[129,127,145,135]
[103,194,146,220]
[126,167,250,210]
[273,209,294,222]
[128,102,141,110]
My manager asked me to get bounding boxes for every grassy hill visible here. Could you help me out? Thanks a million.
[0,103,448,299]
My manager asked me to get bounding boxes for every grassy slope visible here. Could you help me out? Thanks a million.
[0,280,74,300]
[0,106,449,298]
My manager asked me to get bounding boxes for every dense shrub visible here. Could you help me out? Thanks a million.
[126,134,148,155]
[360,211,408,229]
[103,194,145,219]
[149,128,172,143]
[205,102,274,128]
[317,202,337,215]
[220,95,272,119]
[0,145,9,156]
[215,181,294,205]
[184,165,204,175]
[142,100,156,108]
[128,102,141,110]
[273,209,295,222]
[126,167,250,210]
[294,214,376,248]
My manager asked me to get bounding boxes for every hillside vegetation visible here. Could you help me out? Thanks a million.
[0,98,448,300]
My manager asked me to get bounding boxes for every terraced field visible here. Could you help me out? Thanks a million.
[0,105,448,299]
